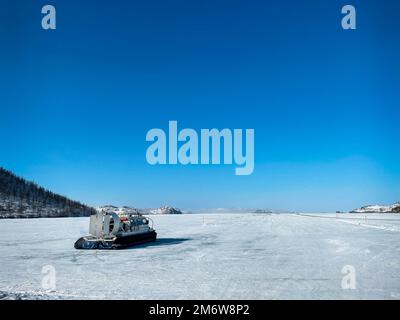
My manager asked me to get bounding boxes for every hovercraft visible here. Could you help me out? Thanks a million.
[74,209,157,249]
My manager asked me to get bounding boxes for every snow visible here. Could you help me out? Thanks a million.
[351,203,400,213]
[149,205,182,215]
[96,205,182,215]
[0,213,400,299]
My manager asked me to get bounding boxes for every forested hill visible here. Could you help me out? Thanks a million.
[0,167,95,218]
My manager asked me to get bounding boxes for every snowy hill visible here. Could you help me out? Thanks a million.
[350,203,400,213]
[0,167,95,219]
[148,205,183,215]
[97,205,183,215]
[96,205,141,215]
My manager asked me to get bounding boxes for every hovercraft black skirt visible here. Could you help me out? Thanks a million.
[74,230,157,249]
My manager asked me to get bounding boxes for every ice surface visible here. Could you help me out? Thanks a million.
[0,213,399,299]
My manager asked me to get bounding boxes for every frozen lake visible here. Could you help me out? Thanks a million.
[0,213,399,299]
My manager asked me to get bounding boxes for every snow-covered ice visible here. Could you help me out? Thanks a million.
[0,213,399,299]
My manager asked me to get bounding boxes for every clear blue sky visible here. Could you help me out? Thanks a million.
[1,0,399,212]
